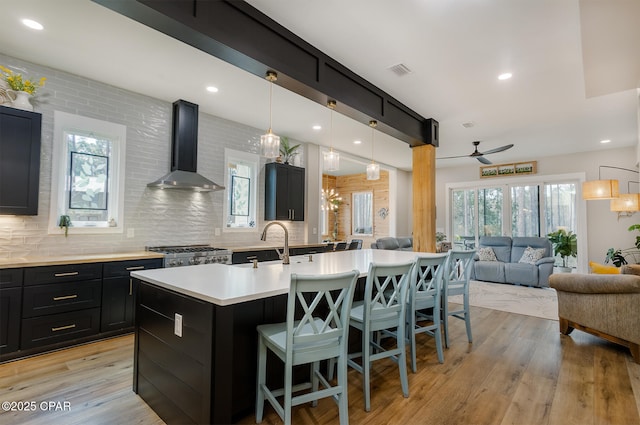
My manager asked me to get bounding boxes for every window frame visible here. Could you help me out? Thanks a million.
[351,191,374,236]
[48,111,126,235]
[223,148,259,232]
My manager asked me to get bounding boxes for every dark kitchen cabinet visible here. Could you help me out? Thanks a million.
[101,259,163,332]
[0,269,23,355]
[0,105,41,215]
[265,162,305,221]
[21,263,103,350]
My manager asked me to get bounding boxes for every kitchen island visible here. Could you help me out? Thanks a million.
[131,249,444,424]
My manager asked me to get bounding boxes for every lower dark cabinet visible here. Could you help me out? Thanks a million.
[0,287,22,355]
[101,259,162,332]
[21,308,101,350]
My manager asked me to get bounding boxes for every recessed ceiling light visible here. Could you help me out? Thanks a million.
[22,19,43,30]
[206,86,219,93]
[353,140,362,145]
[312,125,322,131]
[600,139,611,144]
[498,72,512,80]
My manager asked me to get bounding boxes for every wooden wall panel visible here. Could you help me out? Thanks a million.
[320,171,390,248]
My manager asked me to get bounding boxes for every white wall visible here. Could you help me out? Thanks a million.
[435,146,638,269]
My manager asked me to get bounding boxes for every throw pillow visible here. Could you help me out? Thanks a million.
[477,247,497,262]
[519,246,546,264]
[590,261,620,274]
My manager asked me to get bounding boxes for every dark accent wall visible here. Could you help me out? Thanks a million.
[92,0,438,147]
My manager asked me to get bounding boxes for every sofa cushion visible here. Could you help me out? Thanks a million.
[511,237,552,262]
[397,237,413,251]
[518,247,546,264]
[477,247,498,262]
[473,261,506,283]
[505,263,539,286]
[590,261,621,274]
[478,236,512,262]
[375,237,400,250]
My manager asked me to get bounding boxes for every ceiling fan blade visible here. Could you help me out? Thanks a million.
[477,156,492,165]
[481,144,514,155]
[436,154,472,160]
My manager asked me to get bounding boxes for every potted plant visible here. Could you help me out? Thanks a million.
[279,136,300,165]
[605,224,640,267]
[547,228,577,272]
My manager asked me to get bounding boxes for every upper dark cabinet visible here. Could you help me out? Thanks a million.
[265,162,305,221]
[0,106,42,215]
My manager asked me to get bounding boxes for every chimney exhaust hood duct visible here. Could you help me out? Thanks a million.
[148,100,225,192]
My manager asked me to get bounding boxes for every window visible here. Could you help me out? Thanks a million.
[49,111,126,234]
[224,149,258,230]
[511,185,540,237]
[449,179,578,257]
[352,191,373,236]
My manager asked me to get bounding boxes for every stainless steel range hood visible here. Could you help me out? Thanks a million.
[148,100,224,192]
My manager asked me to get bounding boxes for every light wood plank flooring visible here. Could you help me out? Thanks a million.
[1,306,639,425]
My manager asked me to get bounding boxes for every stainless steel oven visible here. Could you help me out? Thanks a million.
[146,245,232,267]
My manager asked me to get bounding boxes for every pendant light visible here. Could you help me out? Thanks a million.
[260,71,280,158]
[323,100,340,171]
[366,120,380,180]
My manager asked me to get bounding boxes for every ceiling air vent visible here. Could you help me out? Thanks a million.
[387,63,412,77]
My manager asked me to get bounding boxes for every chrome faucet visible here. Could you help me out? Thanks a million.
[260,222,290,265]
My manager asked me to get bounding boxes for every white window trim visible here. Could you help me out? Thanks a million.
[223,148,259,233]
[445,172,588,273]
[48,111,126,235]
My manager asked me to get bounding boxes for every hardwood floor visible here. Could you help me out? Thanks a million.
[1,306,639,425]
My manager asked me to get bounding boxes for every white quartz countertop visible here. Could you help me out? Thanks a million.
[131,249,447,306]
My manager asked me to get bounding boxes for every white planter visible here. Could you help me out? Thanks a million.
[10,90,33,111]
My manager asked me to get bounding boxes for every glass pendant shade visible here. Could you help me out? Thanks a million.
[261,71,280,159]
[367,120,379,180]
[367,162,380,180]
[324,148,340,171]
[582,179,619,200]
[260,130,280,158]
[610,193,640,212]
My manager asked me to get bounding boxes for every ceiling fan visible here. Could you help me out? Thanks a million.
[437,141,514,165]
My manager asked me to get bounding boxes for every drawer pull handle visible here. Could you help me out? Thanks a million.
[54,272,79,277]
[126,266,146,271]
[51,324,76,332]
[246,256,258,260]
[53,294,78,301]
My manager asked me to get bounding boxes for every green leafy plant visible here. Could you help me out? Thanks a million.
[279,136,300,164]
[58,215,71,237]
[605,248,628,267]
[605,224,640,267]
[547,228,577,268]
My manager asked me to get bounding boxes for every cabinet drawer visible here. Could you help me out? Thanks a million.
[231,250,280,264]
[103,259,163,278]
[24,263,102,286]
[138,282,212,364]
[22,280,102,318]
[0,268,23,288]
[21,308,100,350]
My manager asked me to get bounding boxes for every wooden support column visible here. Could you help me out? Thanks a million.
[412,144,436,252]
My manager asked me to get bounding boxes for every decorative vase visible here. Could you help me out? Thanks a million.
[10,90,33,111]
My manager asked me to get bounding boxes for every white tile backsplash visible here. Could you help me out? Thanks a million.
[0,54,307,258]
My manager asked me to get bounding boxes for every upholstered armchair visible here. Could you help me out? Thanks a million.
[549,272,640,363]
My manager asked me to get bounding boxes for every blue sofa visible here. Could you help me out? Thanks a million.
[370,236,413,251]
[470,236,555,288]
